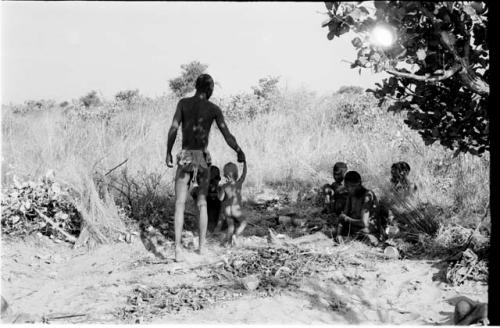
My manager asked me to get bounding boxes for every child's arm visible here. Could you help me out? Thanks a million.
[237,161,247,184]
[217,186,225,201]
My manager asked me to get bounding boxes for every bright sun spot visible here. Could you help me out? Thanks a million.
[370,25,395,47]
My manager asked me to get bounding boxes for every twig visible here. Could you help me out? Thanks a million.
[104,159,129,176]
[34,209,77,243]
[43,313,87,321]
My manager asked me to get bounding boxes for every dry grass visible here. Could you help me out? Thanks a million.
[1,88,490,242]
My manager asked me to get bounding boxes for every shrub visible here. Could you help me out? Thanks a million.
[80,90,102,108]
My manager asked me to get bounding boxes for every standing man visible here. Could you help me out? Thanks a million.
[166,74,245,262]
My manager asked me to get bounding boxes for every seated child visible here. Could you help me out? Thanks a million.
[322,162,348,216]
[216,160,247,246]
[390,161,417,198]
[335,170,380,246]
[190,165,222,233]
[378,161,418,239]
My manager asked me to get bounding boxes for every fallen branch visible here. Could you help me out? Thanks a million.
[34,209,77,243]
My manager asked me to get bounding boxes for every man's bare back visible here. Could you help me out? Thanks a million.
[178,97,219,150]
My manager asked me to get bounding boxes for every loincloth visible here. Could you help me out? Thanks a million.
[176,149,212,186]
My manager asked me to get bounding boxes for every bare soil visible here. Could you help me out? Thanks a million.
[1,228,487,324]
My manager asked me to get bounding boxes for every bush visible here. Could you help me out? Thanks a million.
[115,89,140,105]
[80,90,102,108]
[168,61,208,97]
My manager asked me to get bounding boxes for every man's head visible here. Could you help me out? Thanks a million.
[333,162,348,183]
[209,165,221,186]
[223,162,238,181]
[391,161,411,183]
[195,74,215,99]
[344,171,362,195]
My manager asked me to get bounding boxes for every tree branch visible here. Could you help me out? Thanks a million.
[385,64,461,82]
[417,3,489,95]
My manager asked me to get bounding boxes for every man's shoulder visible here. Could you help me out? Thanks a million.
[207,100,222,113]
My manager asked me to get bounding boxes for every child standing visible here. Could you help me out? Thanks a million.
[217,161,247,246]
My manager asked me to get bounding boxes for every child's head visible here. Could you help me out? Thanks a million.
[223,162,238,181]
[344,171,363,195]
[209,165,221,185]
[333,162,348,183]
[390,161,411,183]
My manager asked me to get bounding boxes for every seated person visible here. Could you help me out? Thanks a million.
[335,171,380,246]
[378,161,418,239]
[390,161,417,198]
[321,162,348,216]
[216,161,248,246]
[191,165,222,233]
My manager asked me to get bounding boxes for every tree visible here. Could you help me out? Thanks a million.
[252,76,280,99]
[115,89,140,105]
[322,1,489,156]
[168,61,209,97]
[336,85,365,94]
[80,90,102,108]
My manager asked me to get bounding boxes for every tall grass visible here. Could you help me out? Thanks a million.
[1,88,490,230]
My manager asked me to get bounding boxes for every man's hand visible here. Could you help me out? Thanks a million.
[339,213,349,223]
[166,153,174,168]
[236,149,246,163]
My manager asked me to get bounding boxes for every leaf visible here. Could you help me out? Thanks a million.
[370,52,381,62]
[321,17,333,28]
[351,37,363,48]
[348,7,368,21]
[416,48,426,61]
[374,1,387,10]
[325,2,337,11]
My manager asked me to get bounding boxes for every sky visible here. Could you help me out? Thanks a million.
[1,1,385,104]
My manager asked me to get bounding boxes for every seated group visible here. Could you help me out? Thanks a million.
[190,159,415,247]
[321,161,416,245]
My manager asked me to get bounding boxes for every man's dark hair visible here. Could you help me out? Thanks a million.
[195,74,214,96]
[344,171,362,184]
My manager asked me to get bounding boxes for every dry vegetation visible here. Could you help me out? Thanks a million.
[1,86,490,250]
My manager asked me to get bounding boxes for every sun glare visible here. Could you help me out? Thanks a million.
[370,25,395,47]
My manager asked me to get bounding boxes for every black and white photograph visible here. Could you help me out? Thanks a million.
[0,1,493,325]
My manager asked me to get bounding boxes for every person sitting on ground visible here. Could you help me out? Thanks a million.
[321,162,348,216]
[378,161,418,239]
[215,161,248,246]
[390,161,417,198]
[191,165,222,233]
[335,171,380,246]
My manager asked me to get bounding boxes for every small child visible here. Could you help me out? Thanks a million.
[322,162,348,216]
[216,160,247,246]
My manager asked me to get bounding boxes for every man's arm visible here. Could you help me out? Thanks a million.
[237,161,247,184]
[214,106,245,161]
[166,101,183,167]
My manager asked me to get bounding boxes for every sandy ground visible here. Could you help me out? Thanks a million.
[1,229,487,324]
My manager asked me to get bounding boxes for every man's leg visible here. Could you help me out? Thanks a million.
[174,168,190,262]
[196,168,210,254]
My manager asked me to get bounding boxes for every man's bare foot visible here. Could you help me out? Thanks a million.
[175,247,186,262]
